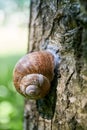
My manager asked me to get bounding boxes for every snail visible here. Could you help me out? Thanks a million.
[13,46,60,100]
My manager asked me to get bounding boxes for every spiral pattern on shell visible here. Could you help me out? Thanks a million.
[13,51,56,99]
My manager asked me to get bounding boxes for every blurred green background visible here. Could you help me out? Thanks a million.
[0,0,29,130]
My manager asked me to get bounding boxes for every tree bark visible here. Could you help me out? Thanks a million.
[24,0,87,130]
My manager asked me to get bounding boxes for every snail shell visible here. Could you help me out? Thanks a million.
[13,50,59,99]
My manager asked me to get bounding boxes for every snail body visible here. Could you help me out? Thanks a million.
[13,49,60,99]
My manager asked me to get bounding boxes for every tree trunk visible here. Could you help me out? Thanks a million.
[24,0,87,130]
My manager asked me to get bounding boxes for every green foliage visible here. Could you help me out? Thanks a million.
[0,55,24,130]
[15,0,27,9]
[0,0,30,10]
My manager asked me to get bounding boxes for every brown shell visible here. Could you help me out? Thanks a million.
[13,51,55,94]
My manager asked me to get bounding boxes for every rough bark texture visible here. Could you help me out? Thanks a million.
[24,0,87,130]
